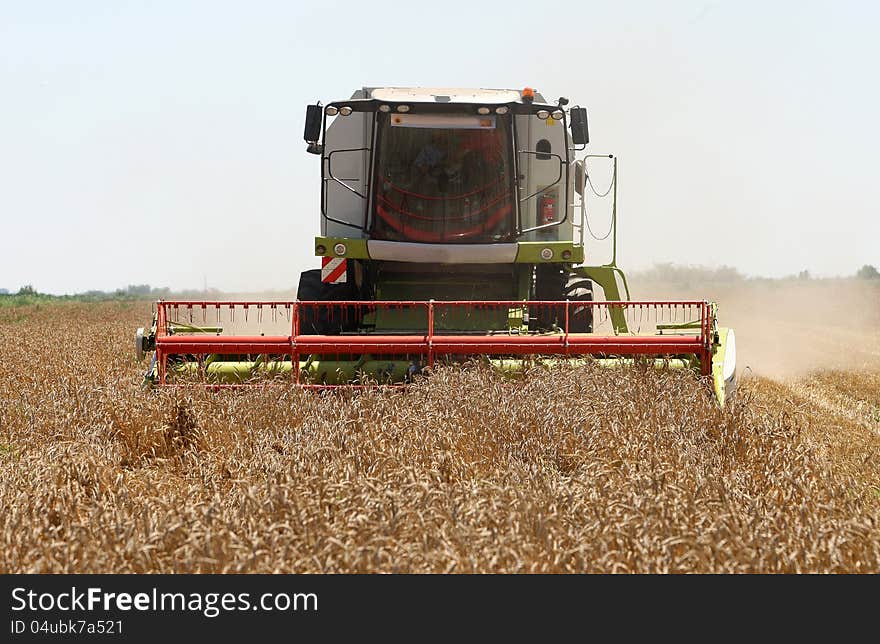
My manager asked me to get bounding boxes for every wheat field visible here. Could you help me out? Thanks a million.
[1,295,878,573]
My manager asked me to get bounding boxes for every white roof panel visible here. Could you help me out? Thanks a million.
[369,87,527,104]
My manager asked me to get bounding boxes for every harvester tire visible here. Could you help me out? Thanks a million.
[296,269,361,335]
[564,276,593,333]
[534,264,566,301]
[532,264,566,330]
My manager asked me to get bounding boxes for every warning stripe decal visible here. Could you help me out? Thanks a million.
[321,257,347,284]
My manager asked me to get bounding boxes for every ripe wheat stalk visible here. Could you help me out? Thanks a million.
[0,302,877,573]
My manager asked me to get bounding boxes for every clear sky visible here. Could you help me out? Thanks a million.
[1,1,878,294]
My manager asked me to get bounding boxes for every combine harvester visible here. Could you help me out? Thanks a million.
[135,87,736,404]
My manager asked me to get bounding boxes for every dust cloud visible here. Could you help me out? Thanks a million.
[630,279,880,378]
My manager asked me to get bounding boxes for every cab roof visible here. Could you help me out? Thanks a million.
[364,87,546,104]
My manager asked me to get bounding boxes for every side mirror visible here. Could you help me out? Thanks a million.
[303,103,323,143]
[570,107,589,145]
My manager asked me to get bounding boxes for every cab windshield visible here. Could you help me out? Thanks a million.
[371,112,515,243]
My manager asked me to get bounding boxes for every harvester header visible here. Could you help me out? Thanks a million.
[136,85,736,404]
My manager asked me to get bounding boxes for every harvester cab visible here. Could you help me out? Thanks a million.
[137,86,737,404]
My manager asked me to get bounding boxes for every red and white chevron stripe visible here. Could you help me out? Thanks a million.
[321,257,347,284]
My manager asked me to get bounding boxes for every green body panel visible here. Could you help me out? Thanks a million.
[372,264,530,332]
[364,306,516,333]
[314,237,369,259]
[514,242,584,264]
[570,265,632,333]
[376,270,522,300]
[366,306,527,333]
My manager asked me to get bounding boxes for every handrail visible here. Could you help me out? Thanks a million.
[579,154,618,265]
[321,146,370,232]
[326,147,368,199]
[517,150,568,234]
[517,151,564,203]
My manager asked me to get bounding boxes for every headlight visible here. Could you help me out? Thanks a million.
[540,248,554,260]
[334,243,347,256]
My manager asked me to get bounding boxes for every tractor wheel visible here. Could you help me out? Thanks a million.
[564,275,593,333]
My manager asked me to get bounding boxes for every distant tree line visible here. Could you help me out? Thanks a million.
[633,263,880,284]
[856,265,880,280]
[0,284,220,306]
[633,263,746,284]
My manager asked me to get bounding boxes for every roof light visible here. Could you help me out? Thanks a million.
[522,87,536,102]
[536,109,550,120]
[379,104,391,113]
[551,109,564,120]
[325,105,338,116]
[339,106,353,116]
[495,106,509,115]
[477,106,491,115]
[396,104,410,113]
